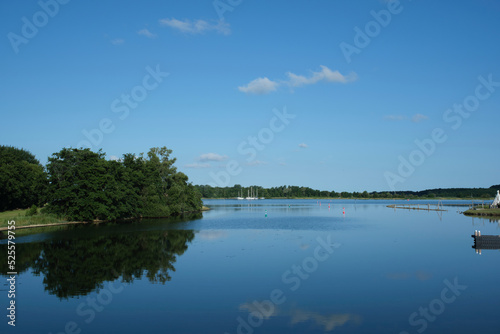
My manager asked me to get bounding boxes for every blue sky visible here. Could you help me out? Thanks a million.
[1,0,499,192]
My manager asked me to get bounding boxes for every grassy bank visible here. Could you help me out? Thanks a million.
[1,205,211,231]
[463,208,500,217]
[0,208,66,229]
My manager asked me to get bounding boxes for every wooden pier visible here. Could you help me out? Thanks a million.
[471,231,500,253]
[387,204,447,212]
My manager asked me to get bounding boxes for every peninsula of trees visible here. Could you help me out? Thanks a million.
[0,146,202,221]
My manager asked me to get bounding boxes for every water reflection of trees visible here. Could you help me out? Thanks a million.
[0,229,194,299]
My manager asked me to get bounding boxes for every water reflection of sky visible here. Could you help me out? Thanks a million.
[1,199,499,333]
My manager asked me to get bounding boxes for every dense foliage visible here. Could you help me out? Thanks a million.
[0,146,47,211]
[45,147,202,221]
[195,184,499,199]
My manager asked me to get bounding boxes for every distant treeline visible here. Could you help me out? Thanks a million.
[0,146,202,220]
[195,184,499,199]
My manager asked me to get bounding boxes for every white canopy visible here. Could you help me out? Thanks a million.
[491,190,500,208]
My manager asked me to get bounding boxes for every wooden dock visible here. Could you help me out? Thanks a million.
[387,204,447,212]
[471,232,500,253]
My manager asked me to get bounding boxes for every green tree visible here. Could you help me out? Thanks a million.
[46,148,115,220]
[0,146,47,211]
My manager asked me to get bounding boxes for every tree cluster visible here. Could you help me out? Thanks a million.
[45,147,202,221]
[0,146,202,221]
[195,184,498,199]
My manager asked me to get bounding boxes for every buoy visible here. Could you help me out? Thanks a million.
[343,207,345,215]
[265,209,267,218]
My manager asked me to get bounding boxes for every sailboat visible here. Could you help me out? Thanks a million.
[246,187,258,200]
[237,189,244,200]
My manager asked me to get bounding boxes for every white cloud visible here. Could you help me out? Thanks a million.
[137,28,157,39]
[199,153,228,162]
[298,143,308,148]
[287,66,358,87]
[412,113,428,123]
[239,66,356,95]
[110,38,124,45]
[185,163,211,169]
[109,155,120,161]
[159,18,230,35]
[238,77,279,95]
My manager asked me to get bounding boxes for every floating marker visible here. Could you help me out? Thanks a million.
[265,209,267,217]
[343,207,345,215]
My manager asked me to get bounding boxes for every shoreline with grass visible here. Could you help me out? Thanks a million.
[463,207,500,217]
[0,205,211,232]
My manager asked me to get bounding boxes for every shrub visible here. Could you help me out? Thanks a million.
[26,205,38,216]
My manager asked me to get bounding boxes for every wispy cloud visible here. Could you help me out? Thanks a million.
[199,153,228,162]
[110,38,124,45]
[137,28,157,39]
[239,66,356,95]
[238,303,361,332]
[287,66,357,87]
[245,160,268,166]
[159,18,230,35]
[239,303,279,319]
[198,230,227,240]
[412,113,428,123]
[384,115,407,121]
[291,310,362,332]
[384,114,429,123]
[298,143,308,148]
[185,162,211,169]
[238,77,279,95]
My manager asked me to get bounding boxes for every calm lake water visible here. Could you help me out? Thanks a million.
[1,199,499,334]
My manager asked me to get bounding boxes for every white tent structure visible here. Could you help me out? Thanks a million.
[491,190,500,208]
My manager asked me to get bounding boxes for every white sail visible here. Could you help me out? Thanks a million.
[491,190,500,208]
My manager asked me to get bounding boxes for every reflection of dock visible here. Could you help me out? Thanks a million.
[387,204,447,212]
[471,231,500,254]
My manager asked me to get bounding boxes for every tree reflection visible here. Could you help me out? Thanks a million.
[0,228,195,299]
